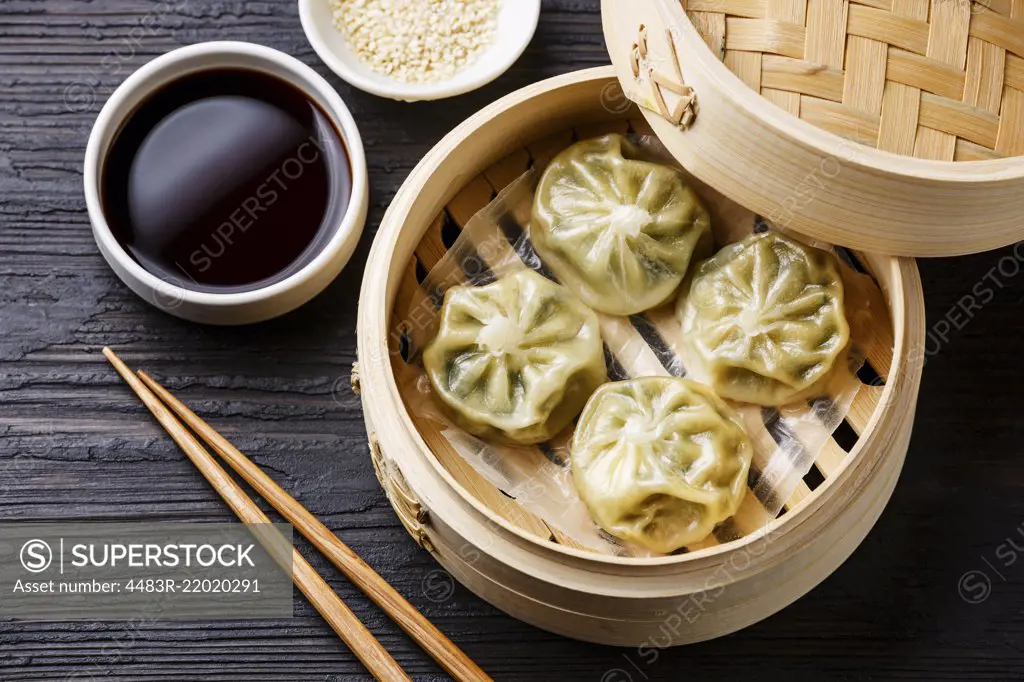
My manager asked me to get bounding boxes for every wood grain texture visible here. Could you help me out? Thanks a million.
[1,0,1024,680]
[136,370,490,681]
[106,352,411,682]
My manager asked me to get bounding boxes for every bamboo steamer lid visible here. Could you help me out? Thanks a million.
[602,0,1024,257]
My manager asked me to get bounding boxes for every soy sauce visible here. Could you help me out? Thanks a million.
[102,69,351,291]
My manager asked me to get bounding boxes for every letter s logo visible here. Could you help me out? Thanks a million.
[21,539,53,573]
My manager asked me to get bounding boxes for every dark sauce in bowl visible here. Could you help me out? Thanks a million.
[101,68,352,292]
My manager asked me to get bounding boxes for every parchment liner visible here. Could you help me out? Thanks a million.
[395,137,884,557]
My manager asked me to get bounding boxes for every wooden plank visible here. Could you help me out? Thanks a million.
[849,0,892,9]
[814,439,849,477]
[914,0,971,159]
[445,174,494,228]
[845,385,884,436]
[768,0,810,22]
[891,0,930,18]
[413,213,448,271]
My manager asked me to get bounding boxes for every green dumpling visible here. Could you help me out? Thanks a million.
[571,377,753,553]
[678,231,851,406]
[532,134,712,315]
[423,270,607,445]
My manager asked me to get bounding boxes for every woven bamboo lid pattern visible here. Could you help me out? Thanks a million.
[682,0,1024,162]
[601,0,1024,256]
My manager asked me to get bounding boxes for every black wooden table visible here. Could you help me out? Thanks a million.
[2,1,1024,679]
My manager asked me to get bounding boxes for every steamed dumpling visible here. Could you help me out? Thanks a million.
[423,269,607,445]
[679,231,850,406]
[532,135,712,316]
[572,377,752,553]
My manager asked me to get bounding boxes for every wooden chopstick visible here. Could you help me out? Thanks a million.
[103,348,411,682]
[136,369,493,682]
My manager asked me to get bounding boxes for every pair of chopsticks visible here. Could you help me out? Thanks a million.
[103,348,490,682]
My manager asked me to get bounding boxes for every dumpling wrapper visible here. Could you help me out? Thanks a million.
[572,377,753,553]
[424,269,607,445]
[532,134,712,316]
[679,231,851,406]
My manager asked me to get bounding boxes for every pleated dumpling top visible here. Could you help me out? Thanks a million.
[571,377,753,553]
[532,134,712,316]
[424,269,607,445]
[679,232,850,406]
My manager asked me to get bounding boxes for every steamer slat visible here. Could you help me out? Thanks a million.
[846,385,884,436]
[446,175,495,228]
[483,149,531,190]
[814,439,848,476]
[414,214,448,271]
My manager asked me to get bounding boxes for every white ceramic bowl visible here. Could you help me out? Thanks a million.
[299,0,541,101]
[84,41,369,325]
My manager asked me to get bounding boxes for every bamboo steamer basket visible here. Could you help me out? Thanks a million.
[602,0,1024,257]
[356,65,926,646]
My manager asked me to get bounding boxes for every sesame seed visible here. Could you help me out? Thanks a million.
[330,0,499,84]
